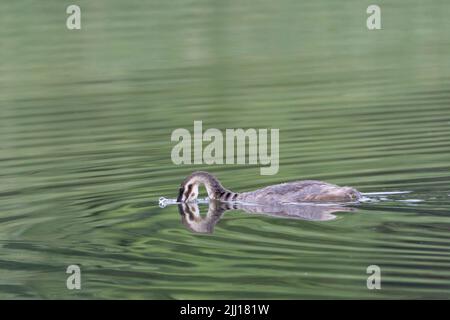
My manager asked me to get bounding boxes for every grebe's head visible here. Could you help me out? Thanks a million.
[177,171,222,202]
[177,181,199,203]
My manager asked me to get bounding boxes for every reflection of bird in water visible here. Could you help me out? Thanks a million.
[178,200,355,234]
[177,171,361,205]
[178,201,227,234]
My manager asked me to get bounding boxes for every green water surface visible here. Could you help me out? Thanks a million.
[1,0,450,299]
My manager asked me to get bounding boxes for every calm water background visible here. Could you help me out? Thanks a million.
[1,1,450,299]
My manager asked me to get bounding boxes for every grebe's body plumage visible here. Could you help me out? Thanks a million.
[177,171,361,204]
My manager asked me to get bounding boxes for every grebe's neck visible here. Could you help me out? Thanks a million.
[178,171,239,202]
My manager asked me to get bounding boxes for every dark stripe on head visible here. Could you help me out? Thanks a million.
[177,188,184,202]
[232,193,238,201]
[184,184,193,200]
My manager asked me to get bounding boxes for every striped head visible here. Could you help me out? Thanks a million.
[177,171,237,202]
[177,179,200,203]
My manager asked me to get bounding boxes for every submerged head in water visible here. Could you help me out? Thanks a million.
[177,171,235,203]
[177,171,361,204]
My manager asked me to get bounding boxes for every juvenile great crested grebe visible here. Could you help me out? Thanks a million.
[177,171,361,204]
